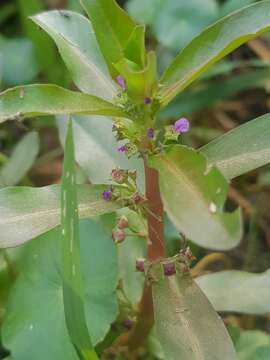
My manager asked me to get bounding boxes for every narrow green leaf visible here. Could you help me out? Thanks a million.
[0,131,39,186]
[0,184,120,248]
[150,263,237,359]
[197,270,270,315]
[80,0,137,75]
[61,121,98,360]
[160,1,270,106]
[200,114,270,180]
[31,11,116,99]
[149,145,242,250]
[0,84,126,123]
[160,68,270,119]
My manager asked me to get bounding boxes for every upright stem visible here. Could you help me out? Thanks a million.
[114,162,165,353]
[144,163,165,260]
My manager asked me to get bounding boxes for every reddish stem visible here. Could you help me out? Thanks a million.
[113,162,165,353]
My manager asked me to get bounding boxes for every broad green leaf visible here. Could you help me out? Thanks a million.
[61,121,98,359]
[160,1,270,107]
[149,145,242,250]
[57,115,144,188]
[0,84,126,123]
[0,184,120,248]
[81,0,137,74]
[2,218,118,359]
[0,131,39,187]
[197,270,270,315]
[17,0,65,84]
[124,25,145,68]
[151,264,237,359]
[200,114,270,180]
[0,38,40,85]
[32,11,115,99]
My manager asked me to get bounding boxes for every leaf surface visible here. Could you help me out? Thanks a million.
[149,145,242,250]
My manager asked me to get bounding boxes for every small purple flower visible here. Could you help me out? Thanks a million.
[163,262,176,276]
[102,189,112,201]
[116,75,126,91]
[174,118,190,133]
[112,229,126,243]
[144,97,152,105]
[147,128,155,139]
[118,144,127,153]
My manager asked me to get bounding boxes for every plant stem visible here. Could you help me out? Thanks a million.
[113,162,165,353]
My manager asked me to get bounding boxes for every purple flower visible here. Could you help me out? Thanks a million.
[116,75,126,91]
[144,97,151,105]
[102,189,112,201]
[174,118,190,133]
[163,262,176,276]
[147,128,155,139]
[118,144,127,153]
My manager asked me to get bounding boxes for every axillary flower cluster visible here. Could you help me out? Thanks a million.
[101,74,190,253]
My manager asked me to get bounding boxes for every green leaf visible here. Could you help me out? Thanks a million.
[81,0,137,75]
[0,38,40,85]
[61,121,98,359]
[0,131,39,187]
[31,11,115,99]
[2,217,118,359]
[200,113,270,180]
[159,1,270,106]
[197,270,270,315]
[124,25,145,68]
[159,68,270,119]
[0,184,120,248]
[148,145,242,250]
[57,115,144,188]
[0,84,126,124]
[126,0,162,25]
[151,264,237,359]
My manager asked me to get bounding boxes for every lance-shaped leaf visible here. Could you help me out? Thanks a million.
[0,131,39,186]
[32,11,115,99]
[148,145,242,250]
[80,0,137,75]
[197,270,270,315]
[200,114,270,180]
[61,121,98,360]
[0,84,126,124]
[0,184,120,248]
[159,1,270,106]
[150,263,237,359]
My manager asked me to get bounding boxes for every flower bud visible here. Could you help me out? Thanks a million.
[117,215,129,229]
[112,229,126,244]
[111,168,128,184]
[132,192,144,205]
[136,258,146,272]
[162,261,176,276]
